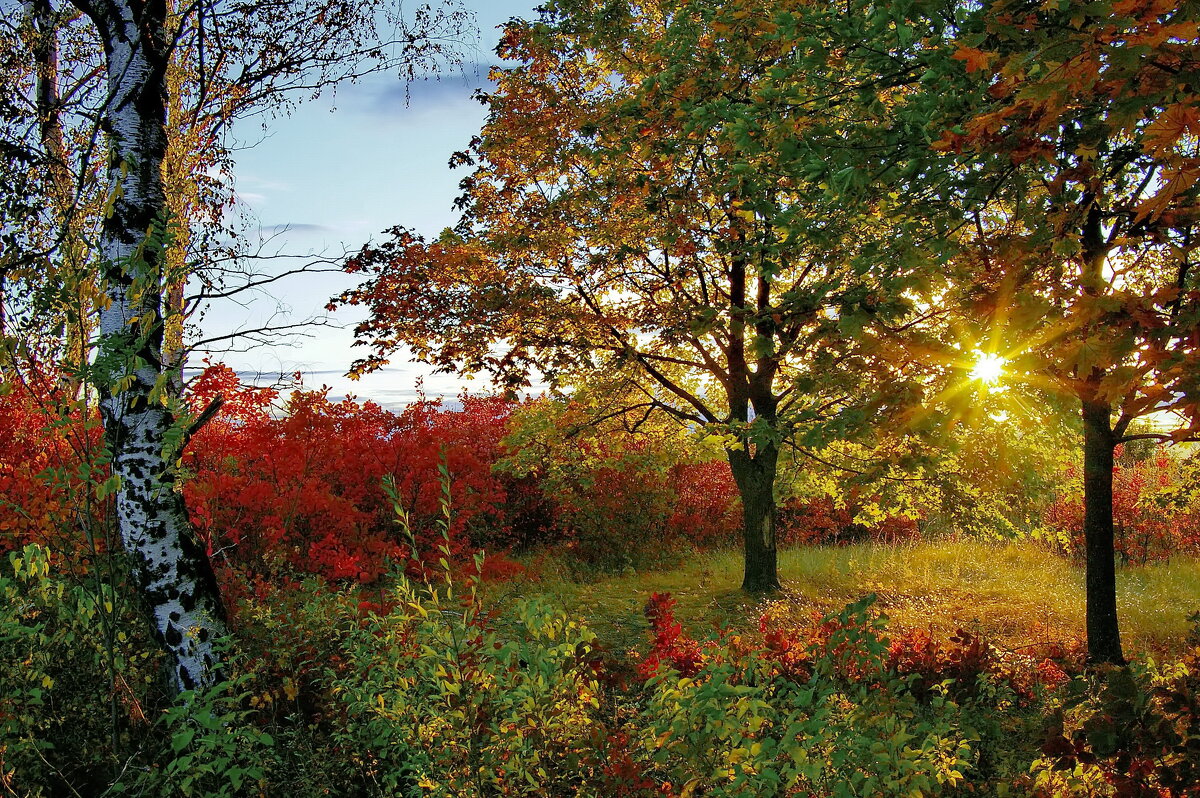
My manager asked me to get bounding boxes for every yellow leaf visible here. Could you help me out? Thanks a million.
[1143,103,1200,157]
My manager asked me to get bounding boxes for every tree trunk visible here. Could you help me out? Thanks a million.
[1081,398,1124,665]
[729,442,781,593]
[73,0,226,693]
[32,0,92,383]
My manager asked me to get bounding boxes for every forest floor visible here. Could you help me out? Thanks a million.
[488,540,1200,659]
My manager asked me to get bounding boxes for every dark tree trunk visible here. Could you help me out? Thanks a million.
[32,0,91,383]
[728,442,781,593]
[1081,398,1124,665]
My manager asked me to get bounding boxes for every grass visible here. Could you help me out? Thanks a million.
[487,540,1200,659]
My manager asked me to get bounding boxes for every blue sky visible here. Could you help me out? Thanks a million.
[207,0,540,408]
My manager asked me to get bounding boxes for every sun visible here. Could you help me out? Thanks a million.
[970,351,1006,384]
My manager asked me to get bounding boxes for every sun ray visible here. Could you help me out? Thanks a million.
[970,351,1006,384]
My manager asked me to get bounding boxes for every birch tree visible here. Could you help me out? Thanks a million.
[63,0,223,692]
[28,0,472,691]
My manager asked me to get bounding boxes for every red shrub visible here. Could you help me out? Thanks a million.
[666,460,741,546]
[758,602,1077,704]
[1044,446,1200,564]
[779,496,919,546]
[0,374,107,565]
[184,365,517,584]
[639,592,706,679]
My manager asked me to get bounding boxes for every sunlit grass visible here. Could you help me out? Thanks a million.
[490,540,1200,659]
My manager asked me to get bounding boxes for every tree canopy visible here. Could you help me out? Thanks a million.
[334,0,977,590]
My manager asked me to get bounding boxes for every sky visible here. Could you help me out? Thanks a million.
[206,0,540,408]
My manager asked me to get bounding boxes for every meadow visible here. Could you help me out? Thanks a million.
[502,541,1200,660]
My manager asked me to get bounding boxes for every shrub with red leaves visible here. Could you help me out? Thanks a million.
[1044,446,1200,564]
[639,592,706,679]
[1037,643,1200,798]
[665,460,741,546]
[0,374,108,565]
[184,364,518,584]
[779,496,920,546]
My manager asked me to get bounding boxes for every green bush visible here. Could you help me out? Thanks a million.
[0,544,165,797]
[119,669,274,798]
[1029,636,1200,797]
[329,569,616,796]
[639,597,1014,797]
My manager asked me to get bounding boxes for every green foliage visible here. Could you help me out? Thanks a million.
[498,395,736,573]
[639,597,994,797]
[122,670,275,798]
[0,544,164,797]
[330,478,616,795]
[1030,642,1200,797]
[332,588,612,796]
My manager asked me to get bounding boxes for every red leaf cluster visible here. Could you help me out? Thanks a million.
[1045,447,1200,564]
[0,376,107,566]
[184,364,518,584]
[639,592,706,679]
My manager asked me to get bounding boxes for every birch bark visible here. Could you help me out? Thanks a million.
[70,0,226,692]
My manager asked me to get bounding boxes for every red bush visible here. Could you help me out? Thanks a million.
[1044,446,1200,564]
[639,592,706,679]
[665,460,741,546]
[757,602,1078,704]
[0,374,107,565]
[778,496,919,546]
[184,365,517,584]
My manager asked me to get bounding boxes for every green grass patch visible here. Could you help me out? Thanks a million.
[489,540,1200,658]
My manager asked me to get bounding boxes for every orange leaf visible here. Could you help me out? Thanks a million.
[952,46,994,74]
[1142,103,1200,158]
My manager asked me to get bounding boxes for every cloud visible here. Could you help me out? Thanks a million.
[356,63,500,118]
[237,174,291,191]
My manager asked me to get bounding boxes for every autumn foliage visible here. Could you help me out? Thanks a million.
[0,365,749,587]
[1045,445,1200,564]
[182,364,517,584]
[778,496,920,547]
[0,375,108,566]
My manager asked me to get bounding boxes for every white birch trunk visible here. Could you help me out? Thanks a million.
[71,0,226,693]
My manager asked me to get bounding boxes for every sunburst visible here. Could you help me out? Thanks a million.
[970,351,1006,384]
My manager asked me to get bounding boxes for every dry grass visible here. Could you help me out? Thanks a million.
[492,540,1200,659]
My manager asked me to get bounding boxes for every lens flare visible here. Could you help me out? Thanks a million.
[970,351,1006,384]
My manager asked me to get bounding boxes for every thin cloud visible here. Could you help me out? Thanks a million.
[360,63,499,118]
[237,174,291,191]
